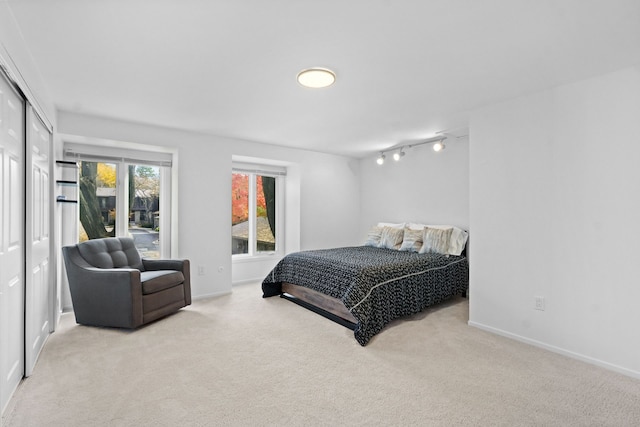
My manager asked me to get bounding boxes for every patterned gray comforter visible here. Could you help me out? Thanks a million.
[262,246,469,345]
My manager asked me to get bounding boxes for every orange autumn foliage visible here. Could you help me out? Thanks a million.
[232,174,267,225]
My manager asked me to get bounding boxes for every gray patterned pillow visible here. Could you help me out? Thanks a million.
[419,227,452,255]
[379,226,404,250]
[364,226,383,247]
[399,227,423,252]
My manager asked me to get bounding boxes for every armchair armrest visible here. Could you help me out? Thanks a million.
[142,258,188,272]
[62,246,144,328]
[142,258,191,305]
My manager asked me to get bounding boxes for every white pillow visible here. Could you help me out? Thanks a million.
[419,227,453,255]
[364,226,383,247]
[408,223,468,256]
[378,226,404,250]
[399,227,423,252]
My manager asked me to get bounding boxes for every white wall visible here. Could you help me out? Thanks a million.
[469,66,640,378]
[0,5,55,124]
[359,138,469,240]
[57,111,361,296]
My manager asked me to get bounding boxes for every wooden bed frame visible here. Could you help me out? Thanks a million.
[280,279,467,332]
[280,282,357,330]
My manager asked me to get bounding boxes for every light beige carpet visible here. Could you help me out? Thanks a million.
[3,282,640,426]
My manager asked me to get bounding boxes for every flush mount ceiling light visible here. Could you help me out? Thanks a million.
[297,67,336,88]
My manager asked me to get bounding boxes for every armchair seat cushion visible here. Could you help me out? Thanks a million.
[141,270,185,295]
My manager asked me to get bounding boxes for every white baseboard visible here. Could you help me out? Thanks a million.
[468,321,640,380]
[232,278,262,286]
[192,289,232,301]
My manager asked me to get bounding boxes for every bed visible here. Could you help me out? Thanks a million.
[262,227,469,345]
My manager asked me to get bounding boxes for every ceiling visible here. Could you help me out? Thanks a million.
[6,0,640,158]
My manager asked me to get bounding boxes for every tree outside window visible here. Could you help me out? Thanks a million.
[232,173,276,255]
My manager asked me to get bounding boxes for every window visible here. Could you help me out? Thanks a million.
[66,143,172,258]
[232,163,284,256]
[78,160,118,239]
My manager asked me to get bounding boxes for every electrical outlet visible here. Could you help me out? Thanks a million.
[197,266,205,276]
[534,296,545,311]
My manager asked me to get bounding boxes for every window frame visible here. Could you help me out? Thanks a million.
[232,163,285,259]
[64,143,173,258]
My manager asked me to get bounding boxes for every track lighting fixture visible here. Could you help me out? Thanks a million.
[432,141,445,152]
[374,136,447,165]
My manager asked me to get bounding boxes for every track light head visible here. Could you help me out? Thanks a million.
[376,153,386,165]
[432,140,445,152]
[393,148,405,161]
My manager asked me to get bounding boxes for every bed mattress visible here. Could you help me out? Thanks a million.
[262,246,469,345]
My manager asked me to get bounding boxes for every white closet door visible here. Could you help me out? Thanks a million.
[0,71,25,414]
[25,105,52,377]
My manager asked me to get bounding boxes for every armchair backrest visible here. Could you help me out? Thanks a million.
[76,237,144,270]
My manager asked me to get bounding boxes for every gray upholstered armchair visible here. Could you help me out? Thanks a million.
[62,237,191,328]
